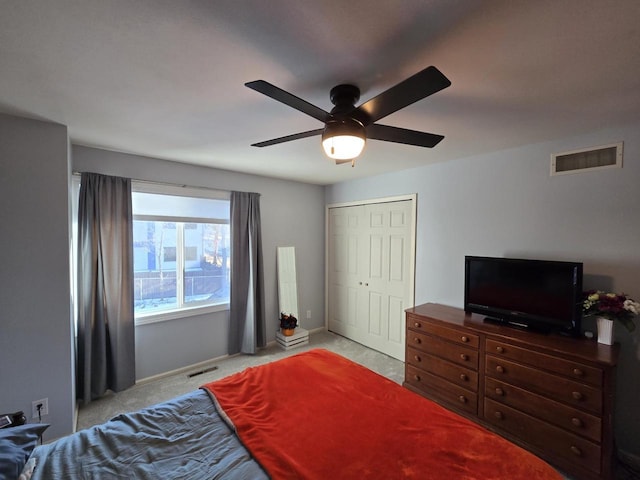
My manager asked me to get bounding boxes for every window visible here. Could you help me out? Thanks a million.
[132,184,230,324]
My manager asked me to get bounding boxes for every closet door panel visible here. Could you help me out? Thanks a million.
[328,199,414,360]
[328,206,366,342]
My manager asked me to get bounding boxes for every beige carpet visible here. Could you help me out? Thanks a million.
[77,330,404,431]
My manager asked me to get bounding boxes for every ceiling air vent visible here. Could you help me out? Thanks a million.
[551,142,623,176]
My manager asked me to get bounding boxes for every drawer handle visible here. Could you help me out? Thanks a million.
[495,346,504,353]
[458,395,467,404]
[460,373,468,381]
[414,322,421,328]
[460,354,469,361]
[572,391,583,401]
[570,446,582,457]
[495,387,504,396]
[571,417,583,427]
[461,336,469,343]
[495,365,505,374]
[494,411,504,420]
[572,368,584,377]
[413,374,421,382]
[414,355,421,362]
[414,337,421,344]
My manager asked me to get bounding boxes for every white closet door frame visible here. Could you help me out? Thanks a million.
[325,194,417,335]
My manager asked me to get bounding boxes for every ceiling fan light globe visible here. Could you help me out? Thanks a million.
[322,135,365,160]
[321,119,366,160]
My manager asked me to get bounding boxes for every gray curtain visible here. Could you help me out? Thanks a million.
[77,172,135,405]
[229,191,266,354]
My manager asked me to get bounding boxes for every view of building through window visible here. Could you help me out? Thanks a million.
[131,187,230,319]
[133,221,230,314]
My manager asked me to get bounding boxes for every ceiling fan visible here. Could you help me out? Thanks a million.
[245,66,451,165]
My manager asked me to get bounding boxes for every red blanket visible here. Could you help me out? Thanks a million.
[202,349,561,480]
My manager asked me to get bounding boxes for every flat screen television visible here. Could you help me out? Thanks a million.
[464,256,583,336]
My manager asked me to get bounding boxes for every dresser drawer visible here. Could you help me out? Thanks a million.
[486,339,603,387]
[407,346,478,391]
[484,398,601,474]
[408,314,479,347]
[486,356,602,414]
[408,330,479,370]
[485,377,602,442]
[406,364,477,415]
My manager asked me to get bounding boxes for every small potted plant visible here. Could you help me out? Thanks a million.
[280,312,298,336]
[582,290,639,344]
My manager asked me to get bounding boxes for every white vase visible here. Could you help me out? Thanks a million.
[596,317,614,345]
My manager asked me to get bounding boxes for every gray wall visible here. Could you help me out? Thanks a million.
[72,146,325,380]
[0,114,75,440]
[326,121,640,457]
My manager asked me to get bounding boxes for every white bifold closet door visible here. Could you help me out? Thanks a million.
[327,198,414,361]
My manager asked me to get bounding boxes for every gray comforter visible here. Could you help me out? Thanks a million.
[27,390,268,479]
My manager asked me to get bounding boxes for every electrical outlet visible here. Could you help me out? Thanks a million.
[306,310,311,319]
[32,398,48,419]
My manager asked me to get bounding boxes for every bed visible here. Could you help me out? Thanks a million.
[11,349,563,479]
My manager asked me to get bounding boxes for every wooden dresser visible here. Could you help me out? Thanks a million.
[404,303,619,480]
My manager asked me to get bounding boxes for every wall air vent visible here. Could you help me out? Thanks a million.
[551,142,623,176]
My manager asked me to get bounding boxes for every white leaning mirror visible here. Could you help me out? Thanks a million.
[277,246,299,321]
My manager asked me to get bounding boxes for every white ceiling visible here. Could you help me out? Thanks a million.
[1,0,639,185]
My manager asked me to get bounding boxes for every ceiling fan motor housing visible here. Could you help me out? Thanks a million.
[323,84,367,158]
[329,84,360,109]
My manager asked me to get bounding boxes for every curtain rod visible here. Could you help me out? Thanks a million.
[72,171,248,195]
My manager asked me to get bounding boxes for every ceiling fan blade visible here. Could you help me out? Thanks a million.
[245,80,330,123]
[354,66,451,125]
[366,124,444,148]
[251,128,324,147]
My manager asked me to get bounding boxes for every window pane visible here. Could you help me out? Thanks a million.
[132,191,229,220]
[131,188,230,321]
[133,221,178,313]
[184,223,230,306]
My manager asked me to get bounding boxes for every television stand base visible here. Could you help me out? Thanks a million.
[483,316,550,334]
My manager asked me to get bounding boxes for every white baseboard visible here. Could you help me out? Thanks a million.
[136,353,230,386]
[307,326,326,334]
[73,402,79,433]
[136,327,328,385]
